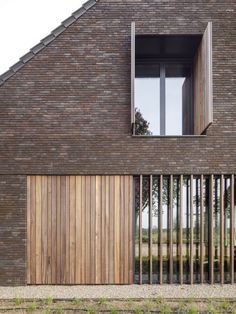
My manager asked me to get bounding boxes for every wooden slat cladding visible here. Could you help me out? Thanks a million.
[27,175,133,285]
[134,174,236,285]
[193,22,213,135]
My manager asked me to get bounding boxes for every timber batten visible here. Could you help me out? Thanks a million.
[134,174,236,285]
[27,175,133,285]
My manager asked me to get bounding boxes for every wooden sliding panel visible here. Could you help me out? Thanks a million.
[131,21,135,133]
[193,22,213,135]
[27,175,133,285]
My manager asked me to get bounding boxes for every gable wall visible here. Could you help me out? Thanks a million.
[0,0,235,175]
[0,0,235,285]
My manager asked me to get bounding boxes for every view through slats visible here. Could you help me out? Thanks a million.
[27,175,133,285]
[134,174,236,285]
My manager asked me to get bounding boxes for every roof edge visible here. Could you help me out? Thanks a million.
[0,0,99,87]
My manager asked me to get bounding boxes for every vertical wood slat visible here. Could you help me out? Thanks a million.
[81,176,86,284]
[51,176,57,284]
[56,177,61,284]
[119,176,124,285]
[114,176,120,284]
[169,175,173,284]
[129,176,133,284]
[35,176,42,284]
[27,175,132,285]
[220,175,224,285]
[179,175,183,285]
[95,175,101,284]
[190,175,194,285]
[27,177,31,284]
[75,176,82,284]
[139,175,143,285]
[41,176,48,284]
[159,175,163,285]
[200,175,204,284]
[209,175,214,284]
[149,175,153,284]
[47,176,52,284]
[108,176,114,284]
[30,176,36,284]
[65,176,70,284]
[85,176,91,284]
[90,176,96,284]
[60,176,66,284]
[230,174,235,284]
[69,176,76,284]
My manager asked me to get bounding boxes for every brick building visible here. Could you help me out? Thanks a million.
[0,0,235,285]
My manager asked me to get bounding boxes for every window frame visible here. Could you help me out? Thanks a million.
[135,58,194,136]
[131,22,213,137]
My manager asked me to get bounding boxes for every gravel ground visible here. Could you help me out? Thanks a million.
[0,285,236,300]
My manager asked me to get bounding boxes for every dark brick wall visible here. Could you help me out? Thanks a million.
[0,0,235,175]
[0,176,26,285]
[0,0,235,285]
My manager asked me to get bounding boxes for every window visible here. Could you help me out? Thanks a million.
[131,23,213,136]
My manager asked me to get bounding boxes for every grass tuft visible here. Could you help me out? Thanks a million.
[13,296,23,306]
[98,297,108,305]
[85,305,95,314]
[26,302,37,312]
[42,296,54,305]
[72,297,82,305]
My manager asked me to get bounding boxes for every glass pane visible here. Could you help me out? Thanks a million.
[135,64,160,135]
[165,64,192,135]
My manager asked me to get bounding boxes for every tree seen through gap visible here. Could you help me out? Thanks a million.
[135,108,152,135]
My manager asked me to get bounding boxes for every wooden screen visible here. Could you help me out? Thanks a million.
[193,22,213,135]
[27,176,133,285]
[131,21,135,133]
[134,175,236,285]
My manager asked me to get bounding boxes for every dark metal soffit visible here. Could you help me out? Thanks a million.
[0,0,99,86]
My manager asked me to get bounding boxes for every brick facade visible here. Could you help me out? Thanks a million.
[0,0,235,284]
[0,176,26,285]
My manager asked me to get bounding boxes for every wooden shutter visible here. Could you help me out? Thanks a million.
[27,175,133,285]
[131,22,135,133]
[193,22,213,135]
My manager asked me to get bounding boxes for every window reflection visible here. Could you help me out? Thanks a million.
[135,63,160,135]
[165,64,192,136]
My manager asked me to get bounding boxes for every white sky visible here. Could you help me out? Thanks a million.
[0,0,85,74]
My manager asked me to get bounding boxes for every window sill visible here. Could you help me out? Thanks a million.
[132,135,207,138]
